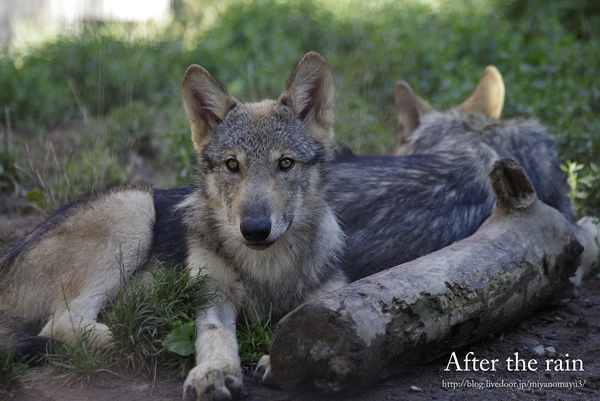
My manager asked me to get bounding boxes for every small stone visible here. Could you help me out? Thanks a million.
[409,386,423,392]
[545,346,557,358]
[533,345,545,356]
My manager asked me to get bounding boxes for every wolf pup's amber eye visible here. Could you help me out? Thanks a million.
[226,159,239,172]
[279,158,294,171]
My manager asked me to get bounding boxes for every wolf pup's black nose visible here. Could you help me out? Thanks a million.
[241,217,271,242]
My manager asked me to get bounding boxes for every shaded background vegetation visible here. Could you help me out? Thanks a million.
[0,0,599,215]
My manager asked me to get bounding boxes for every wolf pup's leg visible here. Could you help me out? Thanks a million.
[41,190,155,345]
[182,246,245,401]
[183,301,242,401]
[1,189,155,347]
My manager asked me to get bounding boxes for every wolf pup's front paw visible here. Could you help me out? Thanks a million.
[183,361,242,401]
[253,355,277,388]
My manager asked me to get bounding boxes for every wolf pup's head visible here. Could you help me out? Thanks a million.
[181,52,335,250]
[392,65,505,156]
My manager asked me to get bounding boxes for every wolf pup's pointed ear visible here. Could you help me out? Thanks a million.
[392,81,434,156]
[181,65,237,152]
[459,65,505,119]
[280,52,335,145]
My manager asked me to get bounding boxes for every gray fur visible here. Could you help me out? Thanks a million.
[406,109,574,222]
[330,151,497,281]
[331,108,573,282]
[178,99,344,319]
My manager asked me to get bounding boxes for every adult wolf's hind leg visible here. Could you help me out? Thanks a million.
[3,189,156,347]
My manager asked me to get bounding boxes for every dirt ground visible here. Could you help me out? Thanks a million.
[1,130,599,400]
[3,278,600,401]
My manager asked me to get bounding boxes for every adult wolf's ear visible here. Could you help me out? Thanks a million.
[181,64,237,152]
[280,52,336,145]
[392,81,434,156]
[459,65,505,119]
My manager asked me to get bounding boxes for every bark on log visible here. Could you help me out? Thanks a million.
[269,158,583,393]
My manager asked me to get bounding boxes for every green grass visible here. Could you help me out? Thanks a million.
[24,143,128,216]
[237,303,274,370]
[37,265,213,384]
[0,351,29,394]
[45,331,117,387]
[36,268,272,382]
[1,0,598,214]
[0,108,20,189]
[101,266,212,377]
[0,133,19,190]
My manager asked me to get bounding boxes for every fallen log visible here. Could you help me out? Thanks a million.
[269,157,583,393]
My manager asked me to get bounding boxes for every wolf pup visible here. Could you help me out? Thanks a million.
[387,65,598,282]
[0,52,347,400]
[391,65,572,219]
[329,66,576,281]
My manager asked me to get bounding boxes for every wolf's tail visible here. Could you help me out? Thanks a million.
[0,315,61,364]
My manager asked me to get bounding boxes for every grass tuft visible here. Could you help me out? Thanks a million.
[0,351,29,394]
[45,331,118,387]
[36,266,213,383]
[101,265,212,377]
[237,303,274,371]
[0,109,20,189]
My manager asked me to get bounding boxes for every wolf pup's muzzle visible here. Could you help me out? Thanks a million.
[241,217,271,242]
[240,216,273,249]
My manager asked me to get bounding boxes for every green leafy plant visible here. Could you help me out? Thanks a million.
[163,320,195,357]
[561,160,599,216]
